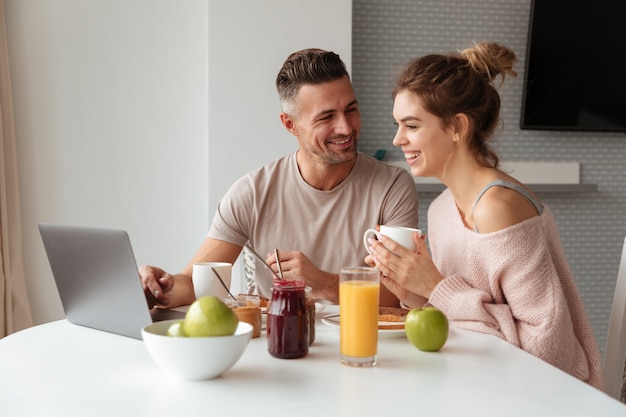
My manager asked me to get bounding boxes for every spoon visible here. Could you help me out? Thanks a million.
[274,248,284,280]
[210,266,236,300]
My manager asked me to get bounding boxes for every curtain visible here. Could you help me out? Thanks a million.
[0,0,33,338]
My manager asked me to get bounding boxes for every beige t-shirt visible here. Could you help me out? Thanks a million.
[209,152,419,291]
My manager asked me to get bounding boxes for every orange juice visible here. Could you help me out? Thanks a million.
[339,280,379,359]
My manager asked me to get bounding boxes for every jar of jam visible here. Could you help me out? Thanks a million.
[305,286,315,345]
[267,279,309,359]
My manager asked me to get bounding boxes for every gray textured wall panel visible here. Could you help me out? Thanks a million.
[353,0,626,357]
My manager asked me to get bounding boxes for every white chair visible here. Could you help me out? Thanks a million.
[604,237,626,399]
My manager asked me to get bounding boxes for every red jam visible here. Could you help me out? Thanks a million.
[267,280,309,359]
[305,286,315,345]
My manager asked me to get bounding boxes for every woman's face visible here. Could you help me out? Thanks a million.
[392,90,457,179]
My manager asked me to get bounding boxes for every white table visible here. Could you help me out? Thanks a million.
[1,305,624,417]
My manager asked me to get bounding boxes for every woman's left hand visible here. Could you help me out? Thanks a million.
[367,233,443,304]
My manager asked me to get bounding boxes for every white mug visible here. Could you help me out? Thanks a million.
[363,225,422,255]
[192,262,232,299]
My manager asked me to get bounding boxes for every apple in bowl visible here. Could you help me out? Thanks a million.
[141,296,252,380]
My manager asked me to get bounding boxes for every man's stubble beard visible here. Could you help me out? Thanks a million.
[307,135,359,166]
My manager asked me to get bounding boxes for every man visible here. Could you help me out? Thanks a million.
[140,48,419,307]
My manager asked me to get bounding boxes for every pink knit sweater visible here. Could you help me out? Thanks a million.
[427,189,603,390]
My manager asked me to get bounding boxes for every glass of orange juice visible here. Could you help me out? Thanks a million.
[339,266,379,367]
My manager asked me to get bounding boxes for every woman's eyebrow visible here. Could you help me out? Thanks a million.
[399,115,421,123]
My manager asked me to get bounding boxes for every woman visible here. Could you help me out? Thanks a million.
[366,42,603,389]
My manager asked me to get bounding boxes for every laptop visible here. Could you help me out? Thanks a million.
[38,224,185,339]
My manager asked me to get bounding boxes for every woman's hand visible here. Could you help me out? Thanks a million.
[367,232,443,307]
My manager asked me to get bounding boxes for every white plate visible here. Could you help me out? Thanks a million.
[321,314,406,339]
[315,303,325,315]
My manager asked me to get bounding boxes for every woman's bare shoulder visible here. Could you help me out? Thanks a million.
[472,186,540,233]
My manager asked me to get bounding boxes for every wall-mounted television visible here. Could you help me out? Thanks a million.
[521,0,626,133]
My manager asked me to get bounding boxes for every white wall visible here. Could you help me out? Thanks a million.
[206,2,352,216]
[7,0,351,325]
[7,0,210,324]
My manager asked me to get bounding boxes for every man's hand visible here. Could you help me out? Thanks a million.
[266,250,339,303]
[139,265,175,308]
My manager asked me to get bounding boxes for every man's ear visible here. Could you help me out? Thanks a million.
[280,112,298,136]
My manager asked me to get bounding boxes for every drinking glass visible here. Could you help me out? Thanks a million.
[339,266,379,367]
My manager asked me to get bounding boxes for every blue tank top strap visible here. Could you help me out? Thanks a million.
[471,179,543,232]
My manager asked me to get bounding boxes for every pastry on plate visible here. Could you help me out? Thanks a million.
[378,307,409,330]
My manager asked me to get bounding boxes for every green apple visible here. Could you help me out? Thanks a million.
[405,306,449,351]
[182,295,239,337]
[166,320,186,337]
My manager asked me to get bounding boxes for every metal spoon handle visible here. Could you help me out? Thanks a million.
[210,266,236,300]
[274,248,284,280]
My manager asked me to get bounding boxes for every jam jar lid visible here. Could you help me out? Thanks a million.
[273,279,305,289]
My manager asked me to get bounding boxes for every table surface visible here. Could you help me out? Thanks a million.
[1,305,624,417]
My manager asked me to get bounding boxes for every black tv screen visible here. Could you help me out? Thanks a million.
[521,0,626,132]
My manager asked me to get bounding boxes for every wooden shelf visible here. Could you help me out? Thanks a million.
[415,183,598,194]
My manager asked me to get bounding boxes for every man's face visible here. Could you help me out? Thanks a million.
[285,77,361,166]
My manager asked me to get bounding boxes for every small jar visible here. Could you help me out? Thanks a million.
[267,280,309,359]
[304,286,315,345]
[224,295,262,338]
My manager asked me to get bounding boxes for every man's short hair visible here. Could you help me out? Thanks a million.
[276,48,349,117]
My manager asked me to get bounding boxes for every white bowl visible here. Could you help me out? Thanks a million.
[142,319,253,380]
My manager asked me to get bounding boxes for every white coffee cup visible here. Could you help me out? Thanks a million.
[192,262,232,299]
[363,225,422,255]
